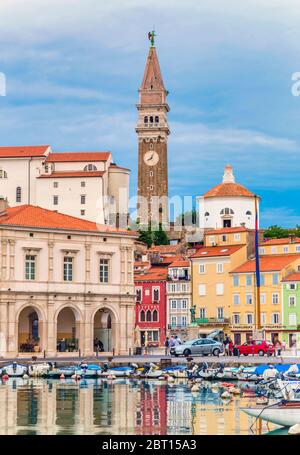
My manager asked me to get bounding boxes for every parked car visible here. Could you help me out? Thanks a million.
[235,339,274,356]
[170,338,224,357]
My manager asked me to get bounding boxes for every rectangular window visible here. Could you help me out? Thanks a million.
[63,256,73,281]
[181,316,187,326]
[222,235,227,242]
[209,236,215,244]
[296,246,300,253]
[171,316,177,327]
[271,247,277,254]
[181,299,187,310]
[81,181,86,187]
[259,247,265,255]
[233,294,240,305]
[147,331,158,342]
[234,233,240,242]
[260,274,265,286]
[53,181,58,188]
[199,264,206,274]
[216,263,224,273]
[53,195,58,205]
[289,283,297,290]
[199,308,206,318]
[216,283,224,295]
[246,313,253,325]
[99,259,109,283]
[136,288,142,302]
[80,210,85,216]
[199,284,206,296]
[171,284,176,292]
[272,293,279,304]
[261,313,266,325]
[25,255,36,280]
[145,289,150,296]
[284,246,289,253]
[271,313,280,324]
[217,307,224,319]
[289,313,297,326]
[171,300,177,310]
[246,294,253,305]
[81,195,86,205]
[272,273,279,285]
[153,288,160,302]
[233,313,240,324]
[261,293,266,304]
[16,187,22,203]
[246,274,252,286]
[289,295,296,307]
[182,283,187,292]
[233,275,239,287]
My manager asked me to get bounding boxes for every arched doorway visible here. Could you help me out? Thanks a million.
[93,309,115,353]
[57,307,79,353]
[18,306,42,353]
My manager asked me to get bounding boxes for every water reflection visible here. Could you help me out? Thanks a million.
[0,378,279,435]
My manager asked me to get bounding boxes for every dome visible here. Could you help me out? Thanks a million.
[204,165,255,198]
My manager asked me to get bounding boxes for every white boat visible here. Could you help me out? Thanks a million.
[136,363,164,379]
[236,366,260,381]
[28,363,51,377]
[215,367,239,380]
[242,401,300,427]
[2,362,28,377]
[74,364,101,378]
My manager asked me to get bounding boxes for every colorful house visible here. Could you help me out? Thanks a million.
[230,254,300,344]
[259,236,300,256]
[191,244,248,336]
[134,267,168,347]
[281,273,300,348]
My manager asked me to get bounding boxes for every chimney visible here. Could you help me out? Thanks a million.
[0,197,9,215]
[289,233,296,244]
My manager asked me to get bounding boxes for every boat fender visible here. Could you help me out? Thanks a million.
[288,423,300,435]
[2,374,9,381]
[23,374,29,379]
[191,384,200,392]
[60,374,65,380]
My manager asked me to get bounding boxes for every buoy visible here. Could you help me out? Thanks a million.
[288,423,300,435]
[75,374,81,380]
[2,374,9,381]
[23,374,29,379]
[221,390,231,399]
[256,396,268,405]
[158,376,165,380]
[60,373,65,380]
[107,374,116,380]
[71,374,76,379]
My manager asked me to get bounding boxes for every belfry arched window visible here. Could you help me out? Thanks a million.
[220,208,234,215]
[144,116,148,124]
[84,164,97,171]
[153,310,158,322]
[246,211,252,215]
[16,186,22,203]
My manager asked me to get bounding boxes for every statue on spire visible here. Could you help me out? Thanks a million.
[148,30,156,47]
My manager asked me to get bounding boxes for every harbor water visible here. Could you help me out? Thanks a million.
[0,378,284,435]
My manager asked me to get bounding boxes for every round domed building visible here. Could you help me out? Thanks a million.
[198,165,260,230]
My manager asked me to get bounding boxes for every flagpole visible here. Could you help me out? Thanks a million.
[254,194,261,332]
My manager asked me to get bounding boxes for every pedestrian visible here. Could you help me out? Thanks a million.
[176,335,182,345]
[228,338,234,356]
[169,335,175,348]
[275,339,282,356]
[282,340,286,351]
[174,335,181,346]
[223,334,230,356]
[164,337,170,355]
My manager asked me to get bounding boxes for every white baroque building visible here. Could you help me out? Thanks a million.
[198,165,260,231]
[0,201,137,357]
[0,145,129,226]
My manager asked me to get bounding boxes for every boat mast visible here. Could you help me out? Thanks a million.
[254,194,261,333]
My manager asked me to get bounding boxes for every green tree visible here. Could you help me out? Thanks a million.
[264,225,291,239]
[138,227,154,247]
[153,224,169,245]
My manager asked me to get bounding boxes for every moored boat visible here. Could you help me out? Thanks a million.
[2,362,28,377]
[74,363,101,378]
[242,401,300,427]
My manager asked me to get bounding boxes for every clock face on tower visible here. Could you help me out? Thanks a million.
[144,150,159,166]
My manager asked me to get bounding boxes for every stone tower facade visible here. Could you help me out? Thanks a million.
[136,43,170,228]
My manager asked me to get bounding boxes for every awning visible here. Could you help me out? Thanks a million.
[198,328,222,335]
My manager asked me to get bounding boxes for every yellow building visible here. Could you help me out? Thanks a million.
[259,236,300,256]
[230,254,300,344]
[191,244,247,335]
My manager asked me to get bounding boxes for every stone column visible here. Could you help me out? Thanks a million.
[48,241,54,282]
[0,302,8,357]
[46,301,56,356]
[126,246,133,285]
[85,244,91,284]
[1,240,7,281]
[8,240,15,281]
[7,301,17,355]
[82,303,94,356]
[120,246,126,285]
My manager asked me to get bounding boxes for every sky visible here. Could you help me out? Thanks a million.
[0,0,300,227]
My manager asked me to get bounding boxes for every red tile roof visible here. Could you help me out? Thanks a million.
[169,260,190,267]
[259,237,300,246]
[134,267,168,282]
[204,182,255,198]
[0,145,50,158]
[282,273,300,282]
[0,205,137,236]
[191,245,245,258]
[206,227,250,235]
[148,244,184,254]
[46,152,111,162]
[231,254,300,274]
[38,171,105,179]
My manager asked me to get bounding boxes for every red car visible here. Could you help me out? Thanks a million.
[235,340,274,356]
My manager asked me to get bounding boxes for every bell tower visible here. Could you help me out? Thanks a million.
[136,32,170,228]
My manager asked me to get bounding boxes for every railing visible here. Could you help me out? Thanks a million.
[168,324,188,330]
[194,317,230,325]
[167,275,190,281]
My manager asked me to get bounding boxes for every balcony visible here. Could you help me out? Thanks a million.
[167,275,190,282]
[168,324,189,330]
[194,317,230,326]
